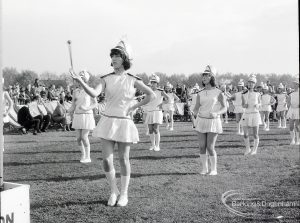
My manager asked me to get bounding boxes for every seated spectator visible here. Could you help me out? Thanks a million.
[52,99,68,131]
[18,87,30,105]
[65,91,72,102]
[29,95,51,132]
[48,84,59,101]
[17,99,41,135]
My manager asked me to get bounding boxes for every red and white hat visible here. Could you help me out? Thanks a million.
[248,74,257,84]
[79,70,90,82]
[111,36,133,60]
[237,79,244,87]
[278,83,284,89]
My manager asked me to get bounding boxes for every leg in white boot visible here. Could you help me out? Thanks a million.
[290,131,295,145]
[295,131,300,145]
[250,138,259,155]
[200,154,208,174]
[149,133,156,150]
[209,154,217,175]
[81,130,91,163]
[105,169,120,206]
[277,118,282,128]
[282,118,287,128]
[117,175,130,207]
[154,132,161,151]
[244,137,251,155]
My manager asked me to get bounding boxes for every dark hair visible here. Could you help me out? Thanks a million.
[25,99,31,105]
[110,49,131,70]
[32,95,39,101]
[201,74,217,87]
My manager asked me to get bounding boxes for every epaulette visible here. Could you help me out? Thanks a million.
[100,72,115,79]
[127,73,142,80]
[157,88,164,91]
[242,89,249,94]
[287,91,294,95]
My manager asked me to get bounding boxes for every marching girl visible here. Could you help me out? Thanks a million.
[287,80,299,145]
[69,71,97,163]
[145,73,170,151]
[275,83,288,128]
[220,84,231,124]
[192,65,227,175]
[241,75,262,155]
[260,84,276,131]
[163,82,180,131]
[70,39,155,207]
[231,79,245,135]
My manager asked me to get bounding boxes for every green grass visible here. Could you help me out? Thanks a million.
[3,121,300,223]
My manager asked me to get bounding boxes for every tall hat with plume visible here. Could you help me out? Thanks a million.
[150,73,160,83]
[165,82,172,88]
[237,79,244,87]
[78,70,90,82]
[202,65,217,76]
[111,35,133,60]
[262,83,269,90]
[194,83,200,90]
[248,74,257,83]
[278,83,284,89]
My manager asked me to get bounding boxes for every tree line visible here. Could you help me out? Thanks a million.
[2,67,298,89]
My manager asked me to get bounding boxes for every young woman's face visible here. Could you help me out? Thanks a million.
[202,74,211,86]
[111,54,124,70]
[247,81,255,89]
[150,81,158,89]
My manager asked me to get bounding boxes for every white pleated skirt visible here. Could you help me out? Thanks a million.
[240,112,262,127]
[260,105,272,112]
[276,104,288,112]
[92,116,139,143]
[162,103,175,112]
[72,113,95,130]
[194,116,223,134]
[286,107,300,120]
[233,105,244,114]
[145,111,163,125]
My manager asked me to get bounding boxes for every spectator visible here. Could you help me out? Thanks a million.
[30,95,51,132]
[52,99,68,131]
[48,84,58,101]
[17,99,41,135]
[18,87,30,105]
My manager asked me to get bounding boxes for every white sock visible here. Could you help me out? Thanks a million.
[209,155,217,174]
[237,123,241,133]
[155,133,160,147]
[105,169,119,194]
[240,123,244,134]
[150,133,155,147]
[266,120,270,129]
[282,118,286,128]
[200,154,208,174]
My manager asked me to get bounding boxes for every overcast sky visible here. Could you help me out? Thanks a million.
[2,0,299,76]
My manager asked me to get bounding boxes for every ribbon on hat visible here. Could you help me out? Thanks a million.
[112,35,133,60]
[203,65,217,76]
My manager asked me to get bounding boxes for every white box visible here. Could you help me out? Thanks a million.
[0,182,30,223]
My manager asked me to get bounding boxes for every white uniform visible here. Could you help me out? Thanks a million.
[72,89,96,130]
[286,91,299,119]
[240,91,262,127]
[189,93,198,111]
[145,89,164,124]
[162,92,175,112]
[260,94,272,112]
[276,93,288,112]
[233,92,244,113]
[92,73,139,143]
[194,88,223,133]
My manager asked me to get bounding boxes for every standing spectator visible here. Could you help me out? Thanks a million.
[30,95,51,132]
[17,99,41,135]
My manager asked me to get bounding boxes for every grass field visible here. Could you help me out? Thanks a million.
[3,121,300,223]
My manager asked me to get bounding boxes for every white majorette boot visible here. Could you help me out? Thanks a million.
[277,119,282,128]
[250,138,259,155]
[149,133,156,150]
[154,133,160,151]
[290,131,295,145]
[117,175,130,207]
[209,155,217,175]
[265,121,270,131]
[282,119,287,128]
[105,169,120,206]
[200,154,208,175]
[81,145,91,163]
[244,138,251,155]
[79,145,86,163]
[295,131,300,145]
